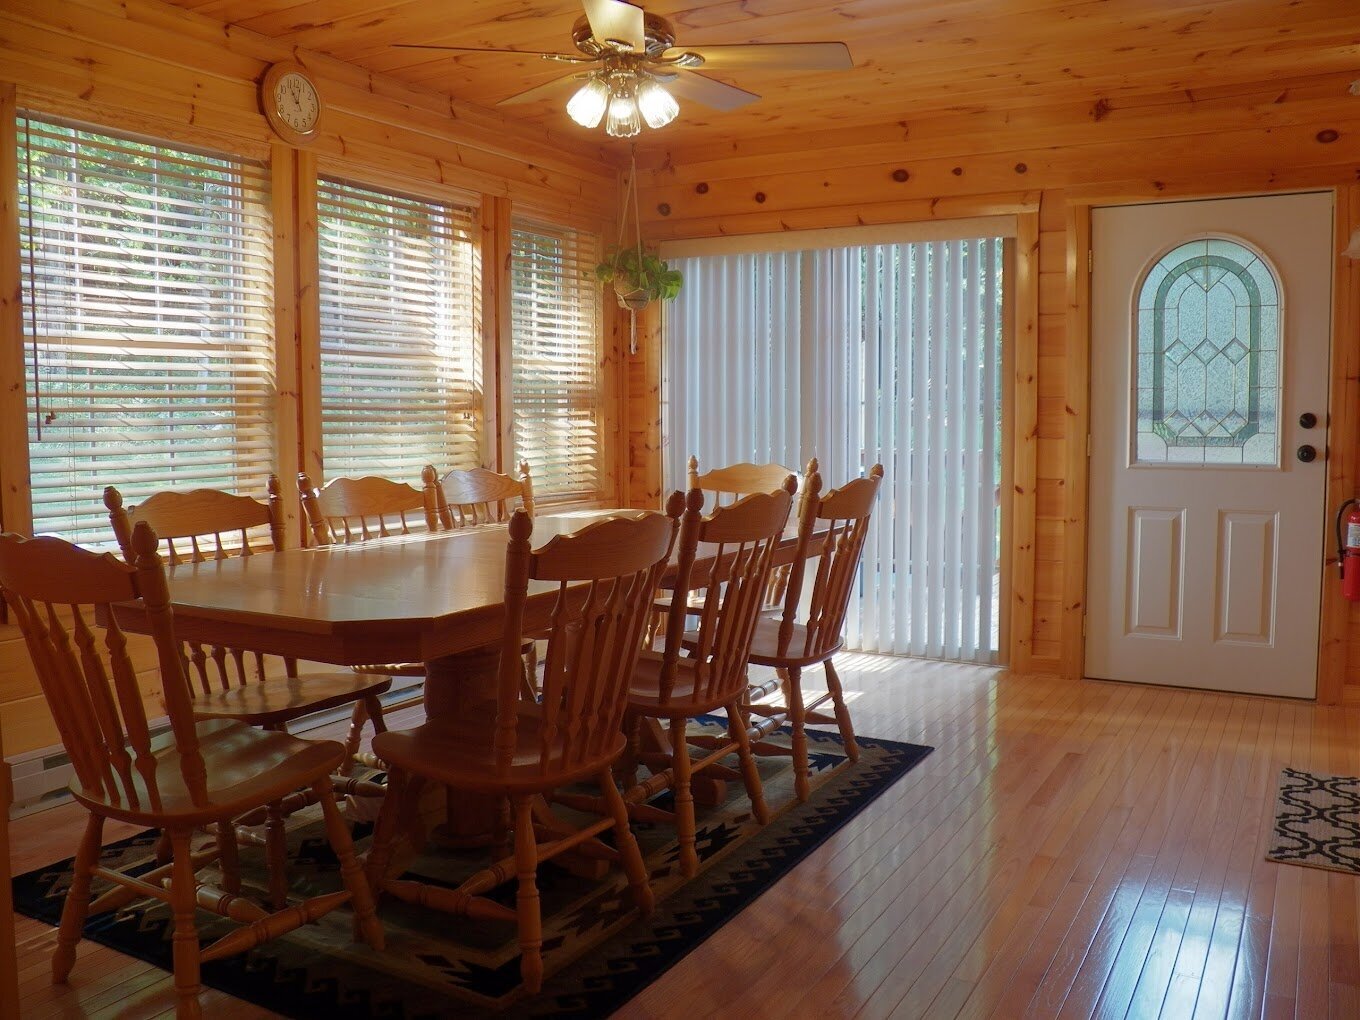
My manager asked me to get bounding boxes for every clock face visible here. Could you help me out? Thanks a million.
[272,72,319,134]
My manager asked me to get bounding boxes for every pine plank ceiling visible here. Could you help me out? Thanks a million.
[165,0,1360,157]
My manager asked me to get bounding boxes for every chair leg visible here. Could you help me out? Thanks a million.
[168,829,204,1019]
[217,818,241,896]
[365,766,407,901]
[265,802,289,910]
[52,813,103,983]
[727,702,770,825]
[343,701,368,775]
[364,694,387,735]
[511,795,544,993]
[598,771,654,915]
[824,659,859,762]
[313,776,384,951]
[614,712,641,788]
[670,715,698,878]
[787,666,811,802]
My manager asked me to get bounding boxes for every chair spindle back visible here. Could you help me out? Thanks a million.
[106,479,289,696]
[434,462,535,528]
[497,498,681,775]
[659,478,796,705]
[687,455,813,511]
[0,525,203,811]
[299,470,437,546]
[775,465,885,659]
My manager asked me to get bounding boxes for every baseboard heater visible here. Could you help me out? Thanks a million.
[7,676,423,818]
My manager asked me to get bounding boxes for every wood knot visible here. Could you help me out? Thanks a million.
[657,203,671,216]
[1014,162,1028,174]
[892,168,910,182]
[951,167,963,176]
[695,182,709,194]
[1316,129,1340,144]
[754,191,766,203]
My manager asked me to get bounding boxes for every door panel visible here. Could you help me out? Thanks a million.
[1086,192,1332,698]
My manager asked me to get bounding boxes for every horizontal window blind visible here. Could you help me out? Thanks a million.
[510,220,602,502]
[17,115,275,544]
[666,238,1004,663]
[317,178,480,484]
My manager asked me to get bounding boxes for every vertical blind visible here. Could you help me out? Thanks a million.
[510,219,602,502]
[17,115,275,544]
[317,178,480,483]
[665,239,1003,663]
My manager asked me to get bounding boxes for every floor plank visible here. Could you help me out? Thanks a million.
[7,658,1360,1018]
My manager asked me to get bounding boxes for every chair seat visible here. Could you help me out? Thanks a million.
[626,649,735,716]
[742,617,844,669]
[190,671,393,726]
[372,701,624,794]
[71,719,346,827]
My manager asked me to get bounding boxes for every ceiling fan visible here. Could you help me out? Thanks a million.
[394,0,854,137]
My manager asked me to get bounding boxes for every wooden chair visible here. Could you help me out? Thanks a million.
[298,469,439,546]
[741,465,885,801]
[621,478,796,878]
[433,461,534,528]
[364,501,681,993]
[297,469,441,728]
[432,462,543,698]
[649,456,814,642]
[105,479,391,907]
[0,525,383,1020]
[686,454,807,509]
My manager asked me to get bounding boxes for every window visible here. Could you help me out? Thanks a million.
[17,115,274,544]
[317,178,480,482]
[1134,237,1280,466]
[665,237,1005,664]
[510,220,602,502]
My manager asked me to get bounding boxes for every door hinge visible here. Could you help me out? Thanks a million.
[1087,433,1092,458]
[1087,249,1093,273]
[1082,615,1087,638]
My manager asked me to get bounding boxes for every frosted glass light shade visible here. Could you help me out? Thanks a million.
[637,80,679,129]
[566,78,609,129]
[606,93,642,138]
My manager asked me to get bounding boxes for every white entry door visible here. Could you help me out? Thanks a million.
[1086,192,1333,698]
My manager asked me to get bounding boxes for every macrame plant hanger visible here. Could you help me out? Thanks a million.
[616,149,647,355]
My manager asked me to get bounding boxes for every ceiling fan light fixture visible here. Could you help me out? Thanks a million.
[566,76,610,128]
[637,78,679,128]
[605,89,642,137]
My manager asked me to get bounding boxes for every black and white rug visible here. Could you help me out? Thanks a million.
[1266,767,1360,875]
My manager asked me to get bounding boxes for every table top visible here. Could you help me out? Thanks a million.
[125,509,802,668]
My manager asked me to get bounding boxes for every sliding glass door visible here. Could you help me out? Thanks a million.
[664,236,1004,664]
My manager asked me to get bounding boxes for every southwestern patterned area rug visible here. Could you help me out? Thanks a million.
[12,719,931,1018]
[1266,767,1360,876]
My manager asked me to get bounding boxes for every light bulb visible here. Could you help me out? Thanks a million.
[637,79,679,129]
[606,92,641,138]
[566,78,609,129]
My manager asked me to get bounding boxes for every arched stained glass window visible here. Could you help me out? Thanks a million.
[1134,237,1280,466]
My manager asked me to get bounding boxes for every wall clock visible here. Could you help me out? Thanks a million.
[260,62,323,146]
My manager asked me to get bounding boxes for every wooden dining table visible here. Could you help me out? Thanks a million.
[112,508,807,839]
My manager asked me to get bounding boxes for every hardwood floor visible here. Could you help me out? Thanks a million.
[7,657,1360,1018]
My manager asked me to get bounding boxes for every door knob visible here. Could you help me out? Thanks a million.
[1299,412,1318,429]
[1297,444,1317,463]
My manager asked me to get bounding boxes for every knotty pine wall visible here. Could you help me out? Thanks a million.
[0,0,628,757]
[626,73,1360,701]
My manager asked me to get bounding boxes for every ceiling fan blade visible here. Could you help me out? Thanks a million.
[393,43,588,62]
[497,72,591,105]
[667,72,760,112]
[661,42,853,71]
[581,0,645,53]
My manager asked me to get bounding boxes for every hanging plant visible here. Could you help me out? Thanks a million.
[597,152,683,353]
[595,244,683,308]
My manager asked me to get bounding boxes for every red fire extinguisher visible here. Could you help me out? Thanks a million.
[1337,498,1360,601]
